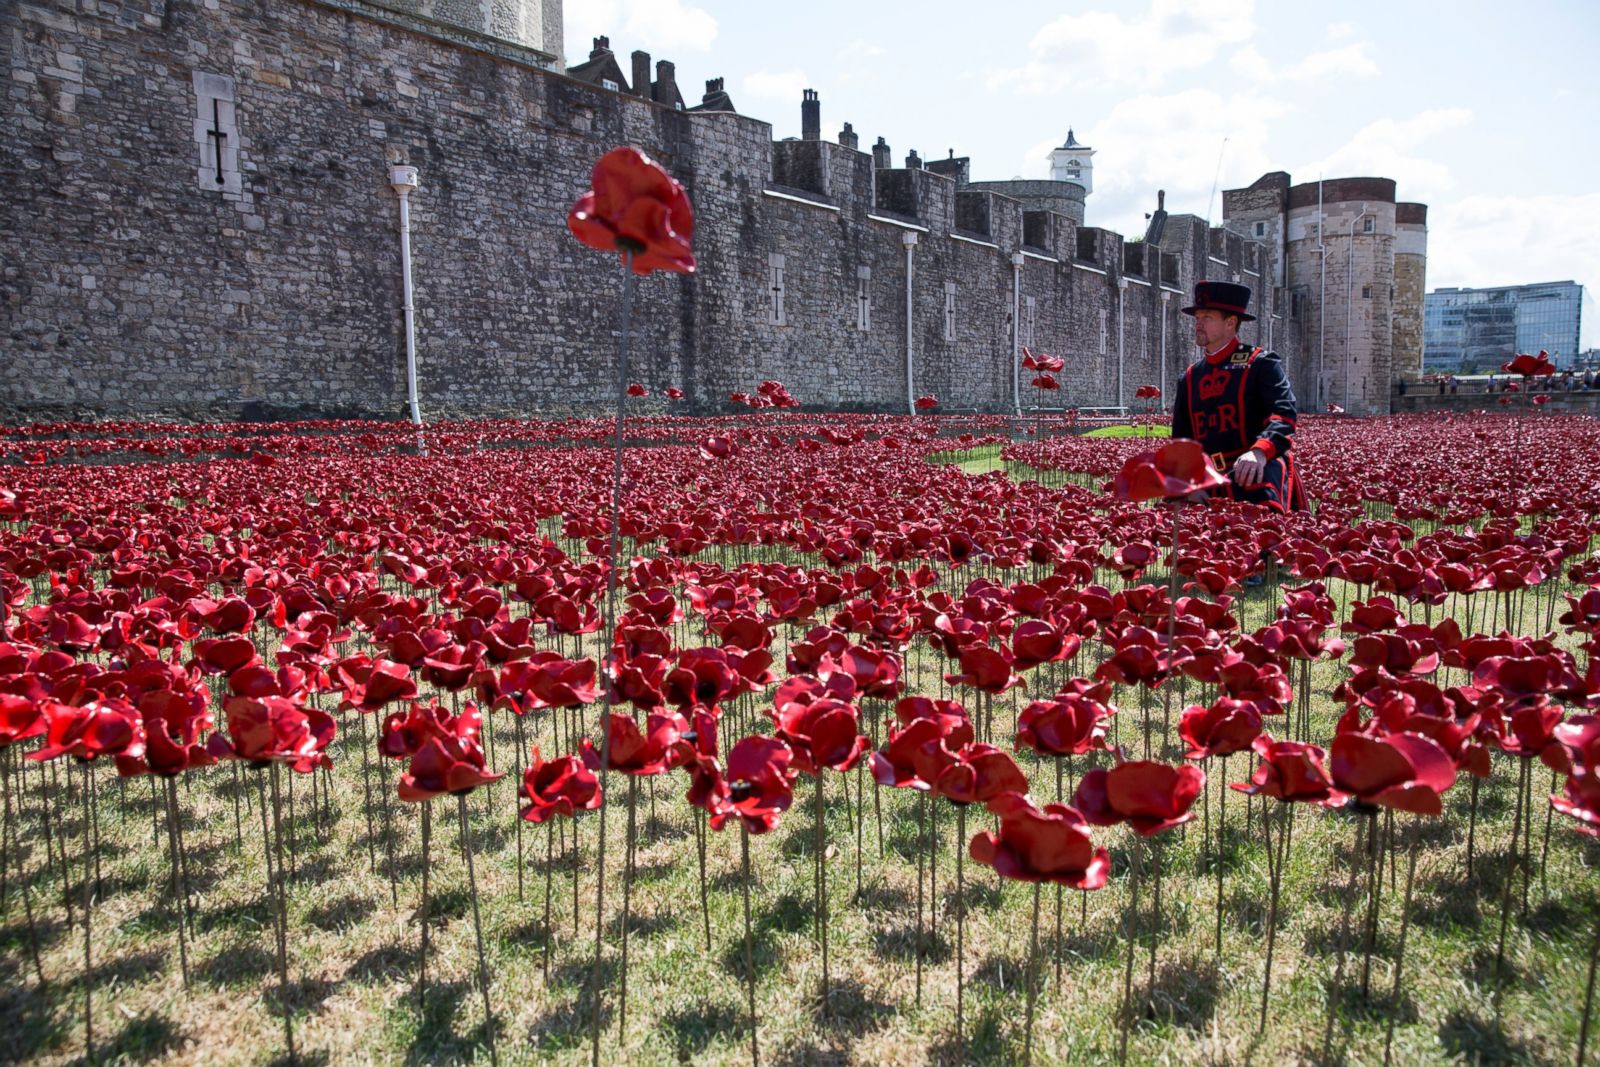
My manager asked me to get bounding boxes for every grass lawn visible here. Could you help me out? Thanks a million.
[0,472,1592,1066]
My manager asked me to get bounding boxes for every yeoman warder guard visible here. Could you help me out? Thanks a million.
[1171,281,1307,511]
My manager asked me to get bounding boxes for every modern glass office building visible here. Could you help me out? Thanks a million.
[1424,281,1584,373]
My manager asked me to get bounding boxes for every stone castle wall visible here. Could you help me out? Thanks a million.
[3,0,1304,422]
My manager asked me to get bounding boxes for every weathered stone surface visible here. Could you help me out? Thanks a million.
[1,0,1310,422]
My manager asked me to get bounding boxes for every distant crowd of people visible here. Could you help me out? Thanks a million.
[1396,369,1600,397]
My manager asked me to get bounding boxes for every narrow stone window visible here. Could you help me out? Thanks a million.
[1099,308,1108,355]
[193,72,241,195]
[768,253,786,325]
[1363,217,1375,233]
[856,266,871,331]
[943,282,957,341]
[1024,296,1036,346]
[1362,285,1373,299]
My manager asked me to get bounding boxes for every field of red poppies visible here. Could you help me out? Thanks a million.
[1,406,1598,1066]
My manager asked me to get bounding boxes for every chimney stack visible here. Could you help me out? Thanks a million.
[872,137,891,169]
[905,149,922,170]
[631,50,651,98]
[801,89,820,141]
[838,121,858,150]
[654,59,677,105]
[590,36,610,60]
[1158,189,1165,210]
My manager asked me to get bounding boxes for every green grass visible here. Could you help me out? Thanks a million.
[1084,424,1172,439]
[0,532,1593,1065]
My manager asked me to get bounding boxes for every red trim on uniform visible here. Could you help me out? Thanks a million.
[1204,337,1242,366]
[1252,437,1275,459]
[1234,348,1261,450]
[1271,414,1297,428]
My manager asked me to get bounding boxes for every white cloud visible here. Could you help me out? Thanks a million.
[837,39,886,62]
[1303,108,1473,201]
[990,0,1256,93]
[1327,21,1357,40]
[740,69,811,104]
[1080,88,1289,233]
[563,0,717,62]
[1277,41,1378,81]
[1428,194,1600,309]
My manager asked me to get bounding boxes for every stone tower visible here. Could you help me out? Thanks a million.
[1392,203,1428,382]
[1048,129,1094,195]
[366,0,564,63]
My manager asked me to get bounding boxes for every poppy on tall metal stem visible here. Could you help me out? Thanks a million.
[569,144,694,1067]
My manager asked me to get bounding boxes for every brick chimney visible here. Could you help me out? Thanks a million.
[801,89,820,141]
[631,50,650,98]
[838,121,858,150]
[654,59,677,105]
[872,137,891,169]
[905,149,922,170]
[590,36,611,60]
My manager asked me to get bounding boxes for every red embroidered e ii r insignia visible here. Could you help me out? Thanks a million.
[1198,367,1231,401]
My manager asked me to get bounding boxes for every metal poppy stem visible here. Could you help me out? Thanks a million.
[267,764,295,1062]
[163,777,190,988]
[2,751,44,987]
[1382,816,1421,1066]
[1117,837,1143,1066]
[696,805,711,951]
[1216,754,1227,957]
[1322,808,1369,1061]
[1578,902,1600,1067]
[591,247,636,1067]
[620,774,638,1041]
[457,793,497,1066]
[1023,880,1043,1067]
[955,802,966,1061]
[543,819,556,980]
[357,713,376,873]
[79,760,94,1064]
[514,716,527,902]
[815,773,830,1018]
[1259,800,1287,1032]
[915,791,926,1008]
[416,797,432,1012]
[1494,756,1532,1019]
[741,823,759,1067]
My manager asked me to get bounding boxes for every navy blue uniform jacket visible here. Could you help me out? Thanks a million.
[1171,337,1306,511]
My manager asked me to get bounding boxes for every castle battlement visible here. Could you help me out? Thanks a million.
[0,0,1409,421]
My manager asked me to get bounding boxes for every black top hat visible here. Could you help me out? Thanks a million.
[1181,281,1255,322]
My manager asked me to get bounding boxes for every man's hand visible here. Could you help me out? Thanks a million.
[1232,448,1268,488]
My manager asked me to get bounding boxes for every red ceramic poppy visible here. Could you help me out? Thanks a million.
[211,695,335,773]
[929,742,1028,805]
[1134,385,1161,400]
[1327,730,1457,814]
[1552,770,1600,837]
[872,713,974,790]
[338,658,419,713]
[969,790,1110,889]
[1016,691,1112,757]
[1074,759,1204,836]
[30,698,140,762]
[771,678,869,775]
[581,711,686,775]
[1031,374,1061,391]
[665,387,684,400]
[397,703,505,801]
[1111,440,1229,502]
[1501,350,1555,377]
[915,395,939,411]
[0,694,46,747]
[521,745,602,822]
[1231,734,1348,804]
[627,383,649,397]
[568,146,695,275]
[711,734,797,834]
[1178,697,1264,760]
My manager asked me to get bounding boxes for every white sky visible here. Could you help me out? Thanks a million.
[566,0,1599,347]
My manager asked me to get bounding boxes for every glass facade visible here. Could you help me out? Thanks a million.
[1424,281,1584,373]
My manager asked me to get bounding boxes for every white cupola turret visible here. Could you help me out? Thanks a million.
[1048,128,1094,195]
